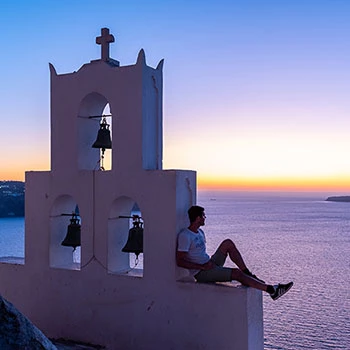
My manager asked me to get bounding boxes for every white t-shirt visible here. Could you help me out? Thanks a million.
[177,228,211,266]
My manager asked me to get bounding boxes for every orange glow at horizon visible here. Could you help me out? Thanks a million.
[2,169,350,193]
[0,160,49,182]
[164,127,350,193]
[198,175,350,192]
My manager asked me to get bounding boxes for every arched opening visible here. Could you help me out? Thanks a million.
[108,196,144,277]
[77,93,113,171]
[99,103,112,171]
[50,195,81,270]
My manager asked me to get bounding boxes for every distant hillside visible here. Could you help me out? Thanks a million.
[0,181,25,217]
[326,196,350,203]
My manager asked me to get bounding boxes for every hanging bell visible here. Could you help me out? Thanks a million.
[122,219,143,257]
[92,117,112,150]
[61,213,81,251]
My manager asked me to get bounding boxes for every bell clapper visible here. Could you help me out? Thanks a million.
[100,148,106,171]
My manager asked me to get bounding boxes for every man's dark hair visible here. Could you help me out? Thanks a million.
[188,205,205,223]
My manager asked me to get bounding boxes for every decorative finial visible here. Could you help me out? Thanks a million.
[156,59,164,71]
[96,28,115,61]
[136,49,146,65]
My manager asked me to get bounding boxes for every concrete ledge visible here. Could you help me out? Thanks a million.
[0,257,25,265]
[172,281,263,350]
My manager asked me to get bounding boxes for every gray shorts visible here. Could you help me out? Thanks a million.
[194,250,233,283]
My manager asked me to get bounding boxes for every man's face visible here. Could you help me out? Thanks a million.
[198,212,206,226]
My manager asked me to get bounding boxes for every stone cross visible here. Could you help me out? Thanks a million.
[96,28,115,61]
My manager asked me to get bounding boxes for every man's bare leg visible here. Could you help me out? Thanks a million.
[231,268,294,301]
[231,268,268,291]
[217,239,248,271]
[217,238,265,283]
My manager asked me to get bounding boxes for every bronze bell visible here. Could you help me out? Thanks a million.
[92,117,112,150]
[61,213,81,251]
[122,219,143,257]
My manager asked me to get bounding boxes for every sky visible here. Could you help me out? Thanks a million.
[1,0,350,192]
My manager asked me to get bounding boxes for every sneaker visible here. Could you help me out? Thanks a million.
[270,282,293,301]
[245,270,265,284]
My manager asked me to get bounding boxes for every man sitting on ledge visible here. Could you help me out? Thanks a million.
[176,205,293,301]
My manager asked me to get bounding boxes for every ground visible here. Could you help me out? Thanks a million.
[52,339,105,350]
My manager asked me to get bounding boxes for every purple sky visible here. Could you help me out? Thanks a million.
[1,1,350,190]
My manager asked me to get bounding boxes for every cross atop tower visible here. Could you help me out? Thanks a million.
[96,27,115,61]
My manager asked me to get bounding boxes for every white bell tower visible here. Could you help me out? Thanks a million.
[0,28,263,350]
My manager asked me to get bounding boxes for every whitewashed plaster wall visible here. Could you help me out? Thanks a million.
[0,33,263,350]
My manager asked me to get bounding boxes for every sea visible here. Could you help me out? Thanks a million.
[0,191,349,350]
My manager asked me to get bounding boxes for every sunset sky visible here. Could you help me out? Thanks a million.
[1,1,350,191]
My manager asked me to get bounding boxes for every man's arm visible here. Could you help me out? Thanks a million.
[176,251,214,271]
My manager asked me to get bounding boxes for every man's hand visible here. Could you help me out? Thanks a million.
[177,251,215,271]
[201,260,215,270]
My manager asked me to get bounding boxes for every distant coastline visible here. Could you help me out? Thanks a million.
[0,180,349,217]
[325,196,350,203]
[0,181,24,218]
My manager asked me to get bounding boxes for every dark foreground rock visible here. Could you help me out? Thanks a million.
[0,295,57,350]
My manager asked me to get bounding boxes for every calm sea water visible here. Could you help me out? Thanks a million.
[0,191,349,349]
[0,217,24,258]
[199,191,350,350]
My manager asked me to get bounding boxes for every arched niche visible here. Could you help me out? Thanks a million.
[50,195,81,270]
[77,92,113,171]
[108,196,143,277]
